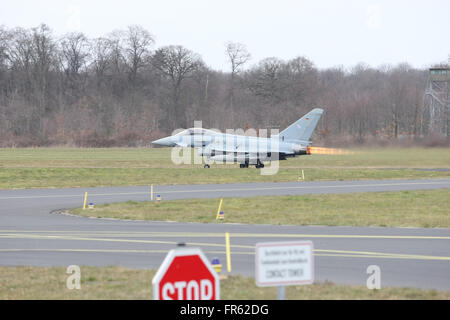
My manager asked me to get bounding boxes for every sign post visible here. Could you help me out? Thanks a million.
[255,241,314,300]
[152,247,220,300]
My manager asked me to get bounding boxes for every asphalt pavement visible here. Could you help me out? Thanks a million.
[0,178,449,291]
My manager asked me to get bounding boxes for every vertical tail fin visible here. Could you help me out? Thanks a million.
[279,108,323,143]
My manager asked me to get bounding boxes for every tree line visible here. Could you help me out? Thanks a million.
[0,24,448,147]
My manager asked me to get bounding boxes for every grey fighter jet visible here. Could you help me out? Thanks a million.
[152,108,323,168]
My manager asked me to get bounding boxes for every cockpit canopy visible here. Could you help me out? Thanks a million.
[174,128,219,136]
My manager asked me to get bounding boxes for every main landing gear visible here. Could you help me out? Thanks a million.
[206,161,264,169]
[255,160,265,169]
[239,161,264,168]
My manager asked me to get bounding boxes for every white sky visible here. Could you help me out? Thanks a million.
[1,0,449,71]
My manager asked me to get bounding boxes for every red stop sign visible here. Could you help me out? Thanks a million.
[152,247,220,300]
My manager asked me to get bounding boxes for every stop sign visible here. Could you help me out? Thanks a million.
[152,247,220,300]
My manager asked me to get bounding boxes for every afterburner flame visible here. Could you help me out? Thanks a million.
[307,146,354,155]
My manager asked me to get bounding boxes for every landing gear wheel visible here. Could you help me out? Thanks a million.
[256,160,264,169]
[204,164,210,168]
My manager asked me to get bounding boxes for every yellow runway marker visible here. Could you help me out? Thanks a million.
[225,232,232,272]
[216,198,223,220]
[82,192,88,210]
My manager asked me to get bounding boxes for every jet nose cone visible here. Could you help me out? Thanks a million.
[152,136,174,147]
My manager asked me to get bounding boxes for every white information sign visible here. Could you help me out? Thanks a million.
[255,241,314,287]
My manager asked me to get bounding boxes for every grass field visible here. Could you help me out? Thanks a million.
[0,147,449,189]
[1,266,448,300]
[70,189,450,228]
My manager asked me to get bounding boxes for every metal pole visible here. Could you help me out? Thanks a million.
[277,286,286,300]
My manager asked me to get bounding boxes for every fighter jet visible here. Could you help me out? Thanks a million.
[152,108,323,168]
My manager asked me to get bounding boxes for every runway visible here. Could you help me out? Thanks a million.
[1,178,449,291]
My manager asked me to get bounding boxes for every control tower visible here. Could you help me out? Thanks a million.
[424,67,450,137]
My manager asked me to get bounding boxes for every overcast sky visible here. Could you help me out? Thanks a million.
[1,0,449,71]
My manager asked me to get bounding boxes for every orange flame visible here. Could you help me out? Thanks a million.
[308,147,354,155]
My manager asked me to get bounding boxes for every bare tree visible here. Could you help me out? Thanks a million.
[247,57,285,105]
[123,25,154,85]
[90,37,113,83]
[0,26,8,68]
[285,56,317,103]
[225,42,251,118]
[59,32,90,76]
[59,32,90,100]
[30,24,57,133]
[6,27,34,91]
[152,45,203,128]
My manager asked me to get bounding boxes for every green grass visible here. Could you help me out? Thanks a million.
[2,147,450,168]
[0,147,449,189]
[70,189,450,228]
[1,266,448,300]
